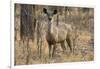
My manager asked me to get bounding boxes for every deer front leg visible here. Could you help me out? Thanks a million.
[48,44,54,58]
[52,44,57,57]
[49,44,52,58]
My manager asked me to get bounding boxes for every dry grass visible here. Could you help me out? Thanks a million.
[15,30,94,65]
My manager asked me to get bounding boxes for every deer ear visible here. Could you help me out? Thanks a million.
[43,8,47,14]
[53,10,57,14]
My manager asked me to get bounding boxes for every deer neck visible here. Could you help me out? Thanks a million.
[48,21,53,34]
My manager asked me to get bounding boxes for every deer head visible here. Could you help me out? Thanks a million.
[43,8,57,21]
[43,8,57,33]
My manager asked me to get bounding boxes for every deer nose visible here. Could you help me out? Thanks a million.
[49,18,52,21]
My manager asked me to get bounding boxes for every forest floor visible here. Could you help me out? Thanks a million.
[15,30,94,65]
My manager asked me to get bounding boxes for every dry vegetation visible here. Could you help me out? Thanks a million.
[14,4,94,65]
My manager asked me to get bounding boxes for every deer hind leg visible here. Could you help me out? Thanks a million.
[66,37,73,54]
[61,40,67,54]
